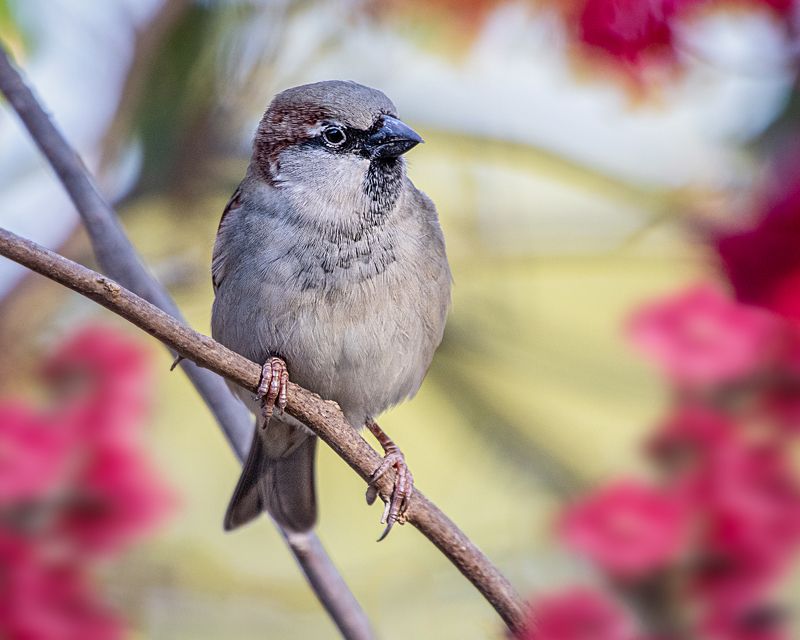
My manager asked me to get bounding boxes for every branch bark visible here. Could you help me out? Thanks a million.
[0,226,527,632]
[0,44,374,640]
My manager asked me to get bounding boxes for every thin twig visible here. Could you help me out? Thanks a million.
[0,226,527,632]
[0,45,374,640]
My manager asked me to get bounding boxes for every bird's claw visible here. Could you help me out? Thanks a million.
[365,447,413,541]
[257,357,289,426]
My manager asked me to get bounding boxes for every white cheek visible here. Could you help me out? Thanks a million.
[276,147,370,221]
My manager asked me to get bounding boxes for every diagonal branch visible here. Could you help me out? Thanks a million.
[0,45,374,640]
[0,226,527,632]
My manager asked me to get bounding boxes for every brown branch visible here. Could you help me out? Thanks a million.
[0,44,374,640]
[0,226,527,632]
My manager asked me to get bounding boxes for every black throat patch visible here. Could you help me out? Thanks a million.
[277,160,405,292]
[363,158,404,222]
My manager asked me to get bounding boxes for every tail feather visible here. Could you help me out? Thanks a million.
[268,435,317,532]
[223,427,265,530]
[224,423,317,533]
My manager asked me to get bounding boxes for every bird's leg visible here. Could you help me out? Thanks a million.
[364,418,414,541]
[257,356,289,427]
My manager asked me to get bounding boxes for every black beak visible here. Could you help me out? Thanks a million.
[365,115,423,160]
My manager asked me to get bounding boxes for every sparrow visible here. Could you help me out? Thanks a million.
[211,80,451,539]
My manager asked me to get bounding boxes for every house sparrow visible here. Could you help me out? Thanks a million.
[211,81,451,539]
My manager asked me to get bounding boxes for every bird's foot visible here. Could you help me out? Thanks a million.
[257,357,289,426]
[365,419,414,541]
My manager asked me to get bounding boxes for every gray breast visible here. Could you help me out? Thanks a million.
[212,181,451,428]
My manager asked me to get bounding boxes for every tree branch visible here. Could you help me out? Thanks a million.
[0,45,374,640]
[0,226,527,632]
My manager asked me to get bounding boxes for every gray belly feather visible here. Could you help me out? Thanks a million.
[211,186,450,429]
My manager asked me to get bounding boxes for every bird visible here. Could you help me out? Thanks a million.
[210,80,451,539]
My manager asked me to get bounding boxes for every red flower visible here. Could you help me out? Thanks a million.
[43,325,153,443]
[720,446,799,548]
[57,443,175,557]
[0,532,123,640]
[0,403,72,503]
[0,325,172,637]
[684,440,800,615]
[700,444,800,568]
[628,285,782,386]
[517,588,638,640]
[573,0,795,71]
[759,0,795,17]
[700,603,787,640]
[577,0,683,65]
[715,148,800,323]
[561,480,689,579]
[692,531,777,615]
[648,405,735,464]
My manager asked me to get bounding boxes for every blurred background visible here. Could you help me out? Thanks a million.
[1,0,799,638]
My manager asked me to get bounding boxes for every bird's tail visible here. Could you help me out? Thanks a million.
[224,418,317,532]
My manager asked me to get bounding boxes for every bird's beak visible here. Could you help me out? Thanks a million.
[366,115,423,160]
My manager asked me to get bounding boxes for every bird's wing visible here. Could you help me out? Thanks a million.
[211,186,243,291]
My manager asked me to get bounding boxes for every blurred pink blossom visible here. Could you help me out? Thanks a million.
[0,532,123,640]
[516,588,639,640]
[715,146,800,324]
[57,443,175,557]
[759,385,800,434]
[567,0,796,80]
[690,444,800,603]
[0,404,72,503]
[520,17,800,637]
[0,325,172,639]
[693,516,781,608]
[648,405,736,465]
[759,0,796,17]
[577,0,682,65]
[628,285,781,386]
[43,324,153,443]
[561,480,689,579]
[701,603,787,640]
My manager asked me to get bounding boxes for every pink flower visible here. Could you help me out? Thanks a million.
[628,285,782,386]
[0,325,174,558]
[759,0,795,17]
[560,0,797,84]
[753,328,800,431]
[0,532,123,640]
[43,325,153,443]
[516,588,638,640]
[686,440,800,611]
[561,480,689,580]
[693,516,781,607]
[577,0,682,65]
[715,146,800,323]
[0,403,72,504]
[648,406,735,465]
[716,445,800,549]
[700,603,787,640]
[0,325,172,637]
[57,443,175,557]
[699,444,800,571]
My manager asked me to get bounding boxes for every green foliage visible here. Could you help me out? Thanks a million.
[133,3,220,196]
[0,0,28,53]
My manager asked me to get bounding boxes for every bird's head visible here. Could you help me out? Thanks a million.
[251,81,422,217]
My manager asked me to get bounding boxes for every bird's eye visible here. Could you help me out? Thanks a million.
[322,126,346,147]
